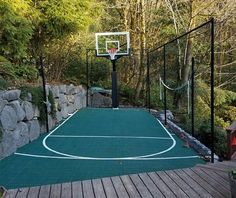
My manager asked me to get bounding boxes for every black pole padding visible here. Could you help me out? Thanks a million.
[40,55,49,133]
[210,18,215,163]
[191,57,195,137]
[111,60,118,108]
[86,49,89,107]
[163,45,167,125]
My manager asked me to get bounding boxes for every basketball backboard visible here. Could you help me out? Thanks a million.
[95,32,130,59]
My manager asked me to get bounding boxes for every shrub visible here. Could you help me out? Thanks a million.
[20,86,56,124]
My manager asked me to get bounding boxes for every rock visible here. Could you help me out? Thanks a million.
[50,85,60,98]
[0,100,8,113]
[58,94,66,106]
[59,85,66,94]
[91,92,104,107]
[27,120,40,141]
[0,106,17,131]
[56,111,63,123]
[91,92,111,107]
[9,101,25,121]
[14,122,29,148]
[66,84,76,95]
[68,104,74,114]
[2,90,21,102]
[22,101,34,121]
[46,84,50,96]
[0,131,17,158]
[21,92,32,102]
[33,106,40,118]
[61,106,68,118]
[103,97,112,106]
[66,95,75,104]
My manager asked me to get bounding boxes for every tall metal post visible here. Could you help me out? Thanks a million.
[86,49,89,107]
[210,18,215,163]
[39,55,49,133]
[147,52,151,111]
[163,45,167,125]
[191,57,195,137]
[111,60,118,108]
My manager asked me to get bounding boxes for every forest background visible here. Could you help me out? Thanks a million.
[0,0,235,158]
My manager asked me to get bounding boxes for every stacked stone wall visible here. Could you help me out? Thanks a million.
[0,84,86,159]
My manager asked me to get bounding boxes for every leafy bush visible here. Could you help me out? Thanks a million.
[0,56,16,80]
[20,86,56,123]
[14,64,38,81]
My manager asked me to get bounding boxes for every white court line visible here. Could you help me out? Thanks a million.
[49,135,172,140]
[14,152,199,160]
[42,111,177,160]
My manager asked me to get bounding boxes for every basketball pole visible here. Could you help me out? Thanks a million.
[111,60,118,108]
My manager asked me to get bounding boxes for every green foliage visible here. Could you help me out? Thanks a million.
[0,56,16,80]
[0,77,10,90]
[0,0,33,61]
[48,90,56,119]
[20,86,55,124]
[14,64,38,81]
[232,169,236,180]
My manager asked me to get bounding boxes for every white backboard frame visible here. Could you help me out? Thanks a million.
[95,32,130,57]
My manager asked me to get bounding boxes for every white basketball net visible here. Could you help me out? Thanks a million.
[108,48,118,60]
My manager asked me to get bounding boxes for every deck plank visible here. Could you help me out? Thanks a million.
[61,183,71,198]
[148,172,176,198]
[82,180,95,198]
[173,169,214,198]
[15,188,29,198]
[192,168,230,197]
[111,176,129,198]
[50,183,61,198]
[129,174,152,198]
[138,173,165,198]
[38,185,50,198]
[197,167,230,190]
[157,171,188,198]
[120,175,141,198]
[27,187,40,198]
[92,179,106,198]
[183,168,225,198]
[72,181,83,198]
[102,177,118,198]
[4,189,18,198]
[165,170,200,198]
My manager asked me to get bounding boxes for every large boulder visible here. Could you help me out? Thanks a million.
[2,90,21,102]
[58,94,67,106]
[66,84,76,95]
[91,93,111,107]
[9,101,25,121]
[56,111,63,123]
[61,105,68,118]
[66,95,75,104]
[59,85,66,94]
[14,122,29,148]
[50,85,60,98]
[22,101,34,121]
[0,100,8,113]
[27,120,40,141]
[48,115,56,130]
[23,92,32,102]
[0,106,17,131]
[0,131,17,158]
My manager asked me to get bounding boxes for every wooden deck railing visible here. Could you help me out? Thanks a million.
[226,121,236,160]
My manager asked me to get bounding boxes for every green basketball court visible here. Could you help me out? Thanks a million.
[0,108,204,189]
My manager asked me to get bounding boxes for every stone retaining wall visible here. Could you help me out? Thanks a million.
[0,84,86,159]
[150,109,219,161]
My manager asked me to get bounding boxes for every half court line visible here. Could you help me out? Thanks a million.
[49,135,172,140]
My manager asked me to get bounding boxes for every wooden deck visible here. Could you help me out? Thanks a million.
[4,160,236,198]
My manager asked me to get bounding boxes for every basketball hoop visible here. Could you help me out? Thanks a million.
[108,48,118,60]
